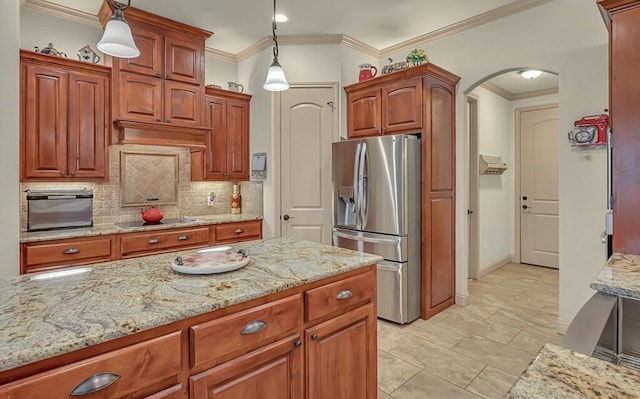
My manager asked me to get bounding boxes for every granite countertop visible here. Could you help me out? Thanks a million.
[590,252,640,300]
[0,237,382,373]
[20,213,262,243]
[507,343,640,398]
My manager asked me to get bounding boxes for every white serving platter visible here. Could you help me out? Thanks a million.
[171,248,249,275]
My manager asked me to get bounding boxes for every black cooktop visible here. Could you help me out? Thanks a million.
[115,219,184,228]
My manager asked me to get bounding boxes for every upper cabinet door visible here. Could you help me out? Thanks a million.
[22,64,69,180]
[165,35,204,85]
[116,24,163,78]
[67,71,108,179]
[382,78,423,134]
[225,99,250,180]
[164,80,203,126]
[118,71,163,123]
[204,96,227,180]
[347,88,381,138]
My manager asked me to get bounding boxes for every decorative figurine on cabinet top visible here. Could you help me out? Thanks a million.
[77,45,101,64]
[34,43,67,57]
[406,49,428,66]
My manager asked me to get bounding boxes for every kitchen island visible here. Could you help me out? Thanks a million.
[0,237,381,398]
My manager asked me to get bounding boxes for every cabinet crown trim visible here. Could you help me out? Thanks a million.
[344,62,461,93]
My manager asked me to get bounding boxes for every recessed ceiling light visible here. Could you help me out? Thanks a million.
[519,70,543,79]
[275,14,288,23]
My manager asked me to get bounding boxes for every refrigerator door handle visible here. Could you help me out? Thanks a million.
[361,142,370,228]
[607,127,613,210]
[333,230,402,246]
[358,142,368,228]
[353,142,362,228]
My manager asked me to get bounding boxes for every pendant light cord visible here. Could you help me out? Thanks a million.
[272,0,279,60]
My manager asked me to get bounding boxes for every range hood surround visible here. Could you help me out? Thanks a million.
[113,120,208,149]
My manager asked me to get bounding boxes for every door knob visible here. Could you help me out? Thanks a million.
[522,196,528,200]
[283,215,294,221]
[522,205,529,210]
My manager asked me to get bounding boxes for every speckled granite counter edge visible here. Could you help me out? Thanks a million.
[590,252,640,301]
[20,213,262,243]
[507,343,640,398]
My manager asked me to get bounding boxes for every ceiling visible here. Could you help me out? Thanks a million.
[483,71,559,99]
[25,0,559,95]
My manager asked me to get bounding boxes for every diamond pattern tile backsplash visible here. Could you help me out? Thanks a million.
[20,144,263,230]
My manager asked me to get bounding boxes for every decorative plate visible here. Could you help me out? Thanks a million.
[171,247,249,274]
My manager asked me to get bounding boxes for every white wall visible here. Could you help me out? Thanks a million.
[0,0,20,276]
[383,0,608,326]
[205,56,238,89]
[472,87,514,270]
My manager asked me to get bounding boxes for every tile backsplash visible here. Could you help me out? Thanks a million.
[20,144,263,230]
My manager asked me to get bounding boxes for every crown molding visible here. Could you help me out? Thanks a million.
[341,36,381,58]
[236,37,272,62]
[204,47,237,63]
[379,0,556,57]
[22,0,101,29]
[481,81,558,101]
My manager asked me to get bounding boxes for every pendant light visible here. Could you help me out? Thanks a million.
[97,0,140,59]
[263,0,289,91]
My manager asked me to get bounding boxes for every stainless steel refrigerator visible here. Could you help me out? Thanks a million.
[332,134,421,324]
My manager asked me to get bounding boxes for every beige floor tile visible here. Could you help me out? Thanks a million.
[404,318,467,348]
[451,335,534,376]
[489,308,558,337]
[377,350,421,394]
[465,366,520,399]
[390,336,486,387]
[471,291,546,314]
[508,329,562,354]
[433,309,520,344]
[392,371,482,399]
[378,389,393,399]
[378,319,413,352]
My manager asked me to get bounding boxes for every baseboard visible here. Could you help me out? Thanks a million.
[455,291,470,307]
[557,318,570,335]
[478,255,512,278]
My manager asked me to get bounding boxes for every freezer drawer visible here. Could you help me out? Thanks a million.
[377,261,421,324]
[333,228,407,262]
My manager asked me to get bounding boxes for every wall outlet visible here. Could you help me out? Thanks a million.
[207,192,216,207]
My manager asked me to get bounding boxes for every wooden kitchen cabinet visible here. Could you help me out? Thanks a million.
[20,51,110,182]
[599,0,640,255]
[21,234,116,274]
[192,88,251,181]
[345,63,460,320]
[0,331,182,399]
[119,226,211,259]
[214,220,262,244]
[346,77,422,138]
[99,2,211,146]
[306,304,377,399]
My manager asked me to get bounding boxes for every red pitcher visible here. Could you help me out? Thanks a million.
[358,63,378,82]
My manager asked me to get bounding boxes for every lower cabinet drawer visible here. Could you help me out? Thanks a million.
[22,236,114,273]
[0,331,182,399]
[214,221,262,243]
[120,227,210,258]
[305,270,375,322]
[190,294,302,368]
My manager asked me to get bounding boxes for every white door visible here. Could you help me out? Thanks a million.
[519,106,559,268]
[280,86,335,244]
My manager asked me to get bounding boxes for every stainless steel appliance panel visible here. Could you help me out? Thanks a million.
[27,189,93,231]
[359,135,420,236]
[333,228,407,263]
[377,260,421,324]
[332,139,360,230]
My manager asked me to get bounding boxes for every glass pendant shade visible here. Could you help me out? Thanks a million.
[263,58,290,91]
[97,9,140,59]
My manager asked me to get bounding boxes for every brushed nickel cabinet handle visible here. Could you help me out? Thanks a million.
[235,228,244,234]
[70,171,76,177]
[240,320,266,335]
[336,289,353,300]
[63,248,80,255]
[148,238,161,244]
[295,340,302,347]
[70,372,120,396]
[60,171,66,176]
[177,235,189,241]
[311,333,319,341]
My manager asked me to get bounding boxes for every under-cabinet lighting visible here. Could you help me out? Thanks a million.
[30,267,92,281]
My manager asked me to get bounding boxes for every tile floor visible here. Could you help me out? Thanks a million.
[377,263,561,398]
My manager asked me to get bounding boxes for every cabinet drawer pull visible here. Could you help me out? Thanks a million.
[336,289,353,300]
[177,235,189,241]
[70,372,120,396]
[62,248,80,255]
[148,238,161,244]
[240,320,266,335]
[235,228,244,234]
